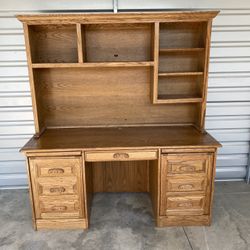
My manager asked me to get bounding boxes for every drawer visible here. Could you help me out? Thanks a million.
[37,177,78,196]
[85,150,158,162]
[165,195,205,215]
[167,177,206,192]
[163,153,212,175]
[30,157,80,177]
[39,197,80,219]
[29,156,85,219]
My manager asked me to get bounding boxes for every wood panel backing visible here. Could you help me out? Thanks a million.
[159,22,207,49]
[28,24,78,63]
[158,75,203,97]
[85,23,152,62]
[33,67,199,127]
[92,160,149,192]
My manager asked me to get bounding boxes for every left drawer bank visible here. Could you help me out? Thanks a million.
[25,151,88,230]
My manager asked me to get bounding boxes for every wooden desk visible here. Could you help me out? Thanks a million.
[18,11,220,230]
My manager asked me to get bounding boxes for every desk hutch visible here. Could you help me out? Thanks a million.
[18,11,221,230]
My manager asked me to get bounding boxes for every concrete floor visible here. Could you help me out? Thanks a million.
[0,182,250,250]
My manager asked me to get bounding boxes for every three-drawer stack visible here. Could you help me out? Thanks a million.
[160,152,214,226]
[28,154,86,229]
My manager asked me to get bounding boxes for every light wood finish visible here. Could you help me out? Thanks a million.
[151,22,159,103]
[36,218,87,230]
[164,195,206,216]
[159,48,205,53]
[158,72,203,76]
[165,153,211,175]
[32,67,200,127]
[17,11,219,24]
[25,159,37,230]
[84,161,93,226]
[32,61,154,68]
[157,215,210,227]
[18,11,220,230]
[21,126,220,152]
[85,150,157,162]
[93,161,149,192]
[29,156,86,227]
[199,20,213,130]
[166,177,206,192]
[85,23,152,62]
[160,153,214,218]
[23,24,44,134]
[76,23,84,63]
[149,150,160,219]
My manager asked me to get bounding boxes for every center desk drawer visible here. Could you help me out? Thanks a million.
[85,150,158,162]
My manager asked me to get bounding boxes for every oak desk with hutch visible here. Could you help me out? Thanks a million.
[18,11,221,230]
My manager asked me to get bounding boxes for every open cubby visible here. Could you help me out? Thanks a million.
[158,75,203,102]
[158,51,205,73]
[159,22,207,49]
[28,25,78,63]
[84,23,153,62]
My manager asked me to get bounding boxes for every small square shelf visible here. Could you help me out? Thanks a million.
[159,50,205,73]
[157,75,203,103]
[159,22,207,49]
[28,25,78,63]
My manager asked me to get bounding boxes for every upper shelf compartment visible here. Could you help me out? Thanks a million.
[84,23,153,62]
[159,22,207,49]
[28,25,78,63]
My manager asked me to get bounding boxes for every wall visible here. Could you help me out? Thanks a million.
[0,0,250,188]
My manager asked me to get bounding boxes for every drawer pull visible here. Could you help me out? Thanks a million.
[178,202,193,208]
[48,168,65,174]
[50,187,66,193]
[51,205,67,211]
[179,165,195,172]
[178,184,194,190]
[113,153,129,159]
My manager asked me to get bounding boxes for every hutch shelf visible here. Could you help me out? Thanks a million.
[18,11,221,230]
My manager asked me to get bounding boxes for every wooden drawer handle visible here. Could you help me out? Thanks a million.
[179,165,195,172]
[51,205,67,211]
[178,184,194,190]
[50,187,66,193]
[48,168,65,174]
[177,202,193,208]
[113,153,129,159]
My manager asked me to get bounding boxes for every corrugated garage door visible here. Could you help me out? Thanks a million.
[0,0,250,188]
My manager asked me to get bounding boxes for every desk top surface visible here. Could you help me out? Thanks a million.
[21,126,221,152]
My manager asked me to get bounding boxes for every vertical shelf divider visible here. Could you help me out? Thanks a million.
[76,23,85,63]
[151,22,160,103]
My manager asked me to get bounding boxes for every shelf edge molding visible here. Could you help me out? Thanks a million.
[32,61,155,68]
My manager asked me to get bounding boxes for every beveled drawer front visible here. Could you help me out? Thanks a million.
[37,177,78,196]
[85,150,158,162]
[166,195,205,215]
[167,177,206,192]
[165,154,211,175]
[31,157,80,177]
[39,197,80,219]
